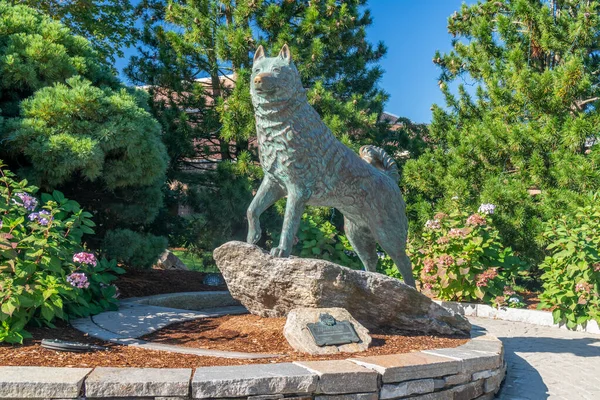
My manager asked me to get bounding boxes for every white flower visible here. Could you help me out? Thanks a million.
[451,196,459,200]
[478,203,496,215]
[508,297,520,304]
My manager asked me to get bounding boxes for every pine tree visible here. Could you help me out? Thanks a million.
[126,0,393,256]
[12,0,137,61]
[0,3,169,267]
[403,0,600,265]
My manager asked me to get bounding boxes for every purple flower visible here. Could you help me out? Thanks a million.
[67,272,89,289]
[73,252,97,267]
[28,210,52,226]
[14,193,38,211]
[478,203,496,215]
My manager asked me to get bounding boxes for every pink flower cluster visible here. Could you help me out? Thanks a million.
[423,258,435,274]
[448,228,469,238]
[575,282,592,294]
[475,268,498,287]
[425,219,441,229]
[67,272,89,289]
[466,213,487,226]
[437,236,449,244]
[593,263,600,272]
[73,252,97,267]
[436,254,455,267]
[433,212,448,220]
[503,286,516,296]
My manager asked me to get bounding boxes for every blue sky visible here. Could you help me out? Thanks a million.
[115,1,469,123]
[365,0,468,123]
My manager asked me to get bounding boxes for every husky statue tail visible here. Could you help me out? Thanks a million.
[359,145,400,182]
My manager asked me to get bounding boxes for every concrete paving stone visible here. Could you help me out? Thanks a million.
[443,372,470,387]
[0,366,91,399]
[132,340,279,359]
[90,304,246,338]
[474,393,495,400]
[422,347,501,373]
[294,360,378,394]
[192,363,318,399]
[124,291,241,309]
[84,367,191,398]
[379,378,435,399]
[471,368,495,380]
[403,390,453,400]
[349,352,460,383]
[459,338,503,356]
[433,378,445,390]
[247,395,284,399]
[483,365,505,394]
[314,394,378,400]
[450,380,484,400]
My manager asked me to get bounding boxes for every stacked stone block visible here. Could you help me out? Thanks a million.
[0,335,505,400]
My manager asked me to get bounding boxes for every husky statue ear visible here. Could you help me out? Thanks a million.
[253,45,265,63]
[279,44,292,63]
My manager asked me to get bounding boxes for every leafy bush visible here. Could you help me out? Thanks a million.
[538,199,600,328]
[0,163,122,344]
[266,207,361,270]
[0,3,168,265]
[103,229,168,269]
[407,204,527,305]
[294,212,362,269]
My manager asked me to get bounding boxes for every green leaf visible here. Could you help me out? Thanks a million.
[552,309,562,323]
[1,300,17,317]
[40,304,54,321]
[52,190,65,204]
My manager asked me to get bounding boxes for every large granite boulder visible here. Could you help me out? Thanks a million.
[213,241,471,336]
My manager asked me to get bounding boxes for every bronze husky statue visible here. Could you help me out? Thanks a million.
[247,44,415,287]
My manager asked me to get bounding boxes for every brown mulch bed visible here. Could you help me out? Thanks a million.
[0,315,468,368]
[114,268,226,299]
[141,314,469,362]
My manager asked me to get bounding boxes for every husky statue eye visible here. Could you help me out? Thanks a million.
[272,67,281,73]
[253,68,261,74]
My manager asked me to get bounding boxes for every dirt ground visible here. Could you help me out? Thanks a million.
[114,268,226,299]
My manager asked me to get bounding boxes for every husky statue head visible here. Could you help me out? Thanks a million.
[250,44,305,107]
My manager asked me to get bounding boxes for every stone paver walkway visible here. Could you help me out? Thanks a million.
[469,317,600,400]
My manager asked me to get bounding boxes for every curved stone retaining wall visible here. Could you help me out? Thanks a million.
[0,334,504,400]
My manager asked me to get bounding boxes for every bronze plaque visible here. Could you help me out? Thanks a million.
[306,313,361,347]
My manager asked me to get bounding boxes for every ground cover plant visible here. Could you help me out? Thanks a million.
[0,163,123,344]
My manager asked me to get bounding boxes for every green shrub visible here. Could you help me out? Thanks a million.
[103,229,168,269]
[0,162,123,344]
[266,207,361,270]
[294,213,362,269]
[538,198,600,328]
[0,3,168,266]
[407,204,527,306]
